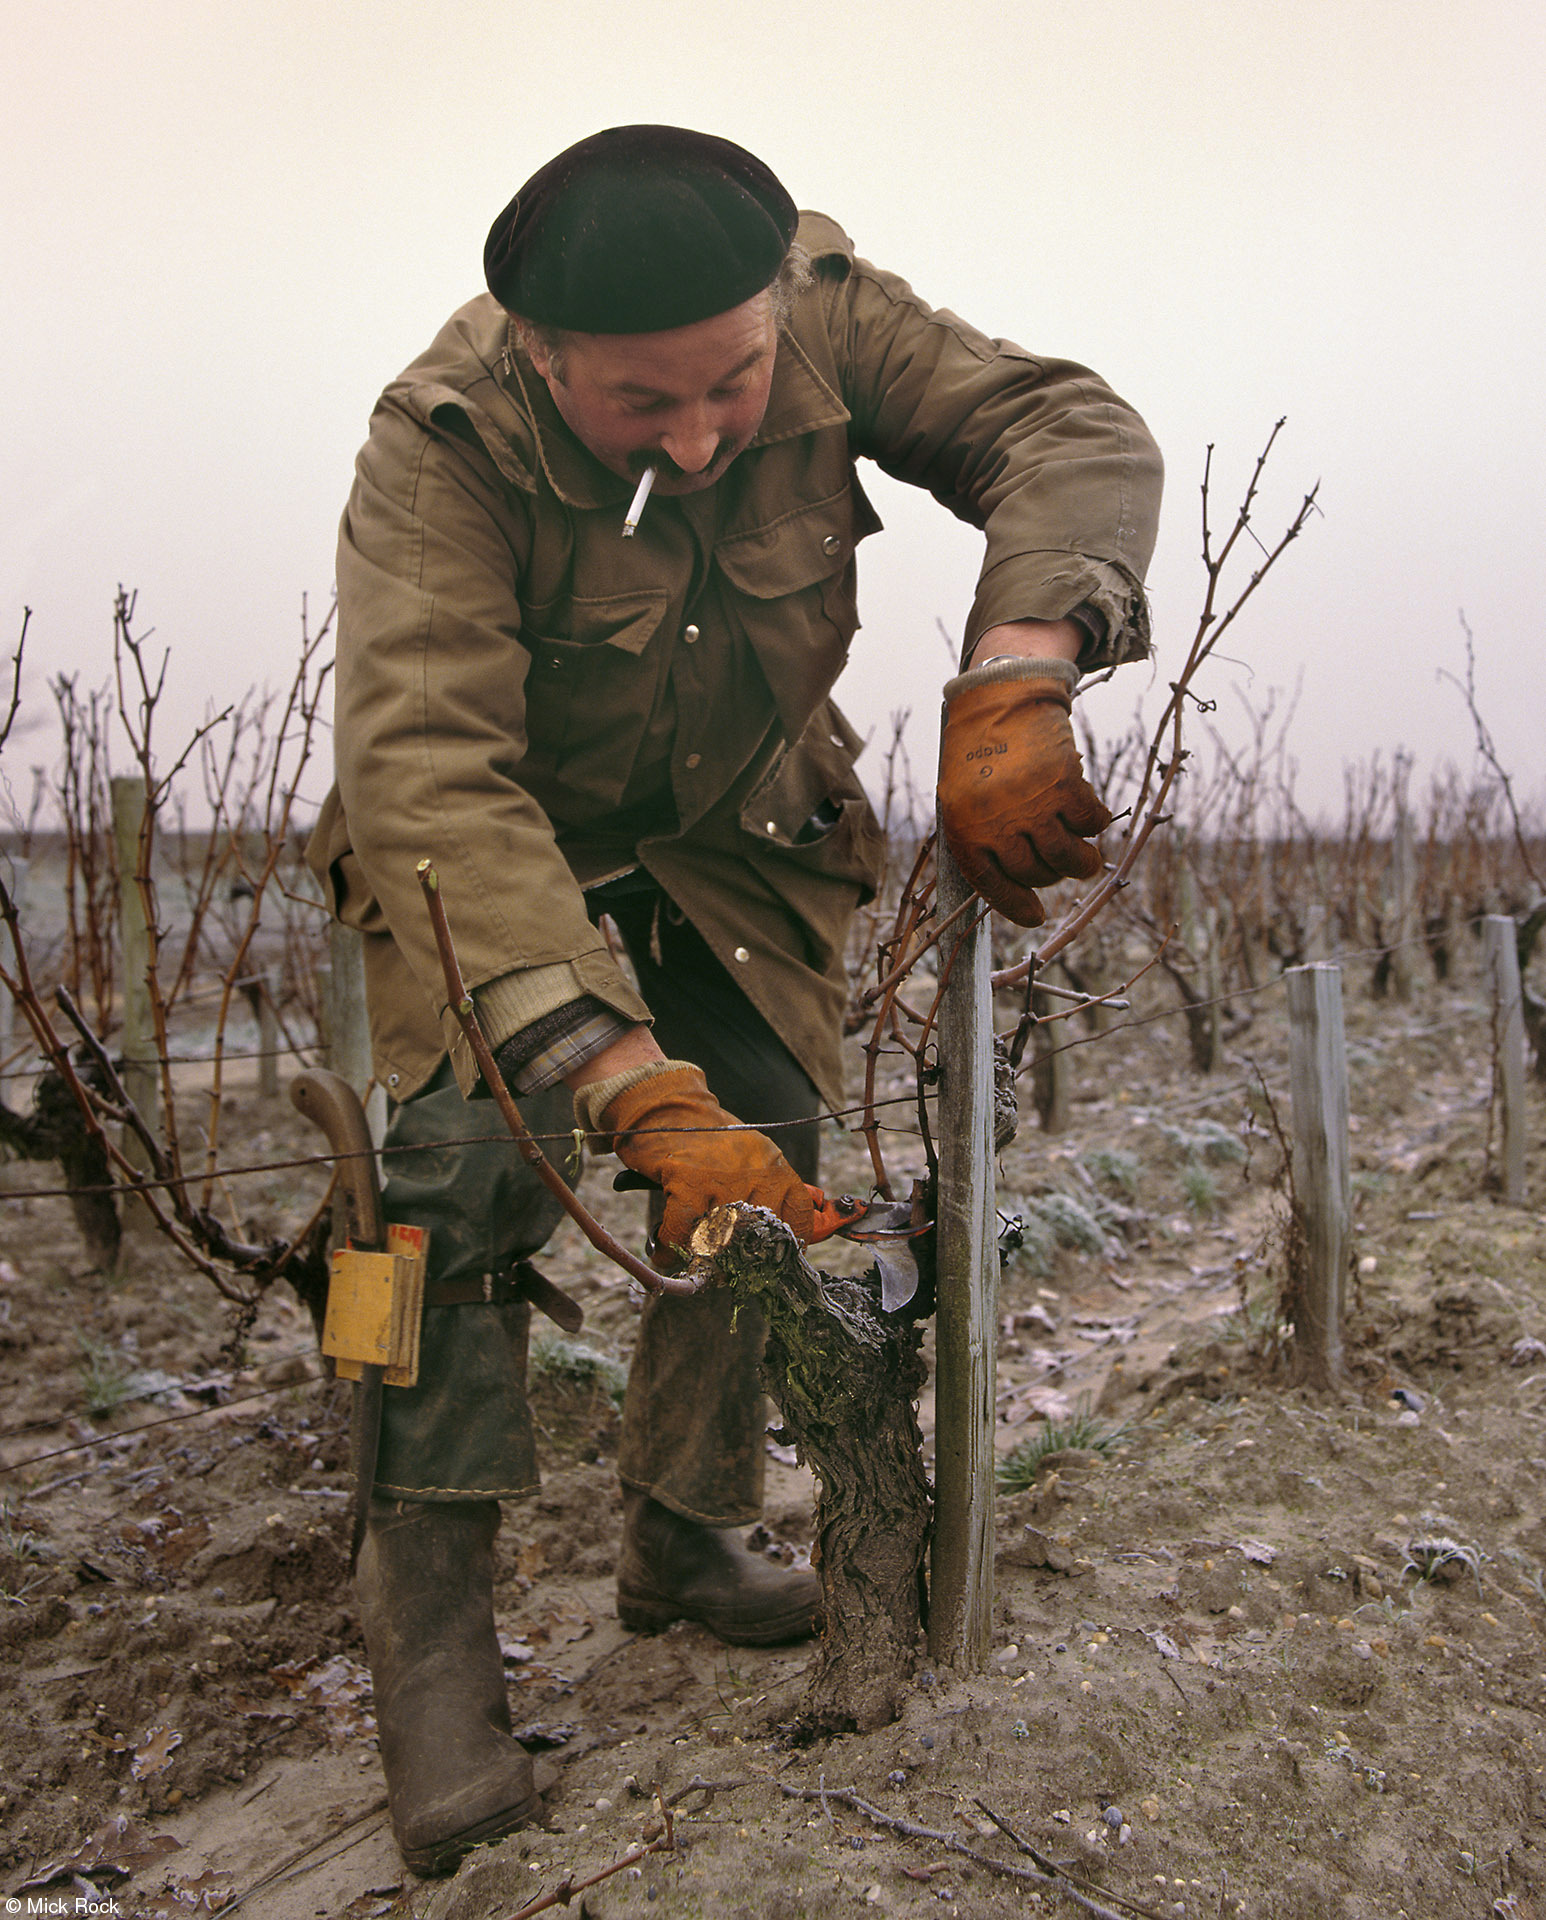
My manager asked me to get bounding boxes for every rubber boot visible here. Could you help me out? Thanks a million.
[616,1490,822,1646]
[357,1498,541,1876]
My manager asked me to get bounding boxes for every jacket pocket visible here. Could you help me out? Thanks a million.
[716,484,867,619]
[715,481,880,742]
[739,703,887,903]
[519,588,670,809]
[305,786,392,935]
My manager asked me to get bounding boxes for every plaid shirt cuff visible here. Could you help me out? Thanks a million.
[494,997,637,1094]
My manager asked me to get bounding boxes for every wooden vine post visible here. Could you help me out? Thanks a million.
[111,776,157,1228]
[1483,915,1527,1205]
[0,856,24,1054]
[1285,962,1350,1389]
[257,971,280,1100]
[1389,805,1416,1001]
[928,841,998,1669]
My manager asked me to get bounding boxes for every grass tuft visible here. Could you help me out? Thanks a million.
[529,1334,629,1408]
[1181,1160,1220,1217]
[1402,1530,1484,1592]
[996,1406,1130,1493]
[1000,1190,1113,1276]
[1218,1287,1287,1347]
[75,1333,138,1419]
[1079,1147,1142,1198]
[1159,1118,1246,1166]
[0,1500,49,1606]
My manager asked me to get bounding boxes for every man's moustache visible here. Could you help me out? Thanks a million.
[631,444,735,481]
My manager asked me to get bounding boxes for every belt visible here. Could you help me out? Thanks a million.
[423,1259,584,1334]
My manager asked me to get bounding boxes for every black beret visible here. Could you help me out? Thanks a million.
[484,124,798,334]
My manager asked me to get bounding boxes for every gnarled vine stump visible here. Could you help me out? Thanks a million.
[0,1062,121,1271]
[687,1203,932,1735]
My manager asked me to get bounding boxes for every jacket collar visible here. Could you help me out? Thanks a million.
[501,318,850,513]
[751,326,849,447]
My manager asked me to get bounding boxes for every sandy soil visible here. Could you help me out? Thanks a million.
[2,944,1544,1919]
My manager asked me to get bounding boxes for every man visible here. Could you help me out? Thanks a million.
[310,124,1162,1874]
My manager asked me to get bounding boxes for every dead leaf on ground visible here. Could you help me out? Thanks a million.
[17,1811,183,1890]
[132,1724,185,1779]
[122,1507,213,1571]
[1004,1385,1078,1426]
[141,1868,236,1913]
[271,1653,376,1746]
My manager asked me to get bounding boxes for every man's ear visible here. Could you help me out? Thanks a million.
[511,316,555,383]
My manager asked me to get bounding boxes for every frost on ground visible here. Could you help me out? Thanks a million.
[1,954,1544,1919]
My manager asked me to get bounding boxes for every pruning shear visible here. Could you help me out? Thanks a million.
[808,1187,933,1313]
[614,1174,932,1313]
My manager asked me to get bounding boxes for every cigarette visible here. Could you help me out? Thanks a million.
[622,465,657,538]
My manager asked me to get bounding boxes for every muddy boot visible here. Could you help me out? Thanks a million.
[357,1498,541,1876]
[616,1491,822,1646]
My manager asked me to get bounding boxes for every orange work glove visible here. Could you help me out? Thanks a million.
[937,657,1113,926]
[588,1062,814,1256]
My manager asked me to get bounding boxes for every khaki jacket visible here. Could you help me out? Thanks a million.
[309,214,1162,1110]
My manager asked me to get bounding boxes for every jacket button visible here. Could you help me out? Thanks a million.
[765,820,778,835]
[685,753,701,769]
[684,624,700,643]
[733,946,750,963]
[822,534,842,556]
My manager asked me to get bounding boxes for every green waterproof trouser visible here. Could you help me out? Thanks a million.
[371,889,821,1522]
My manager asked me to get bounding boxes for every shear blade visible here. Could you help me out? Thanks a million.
[874,1244,921,1313]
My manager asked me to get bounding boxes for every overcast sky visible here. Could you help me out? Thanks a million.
[5,0,1543,828]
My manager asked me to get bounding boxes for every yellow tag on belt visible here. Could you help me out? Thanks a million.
[322,1224,427,1387]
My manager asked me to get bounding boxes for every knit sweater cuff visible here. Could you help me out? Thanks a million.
[573,1058,701,1138]
[475,962,597,1049]
[943,655,1080,703]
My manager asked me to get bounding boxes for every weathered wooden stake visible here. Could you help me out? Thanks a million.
[928,842,997,1670]
[0,855,27,1054]
[1483,915,1527,1205]
[1029,983,1071,1133]
[1202,904,1224,1069]
[1285,963,1350,1389]
[1177,843,1222,1072]
[111,776,158,1227]
[1389,809,1416,1000]
[256,969,280,1100]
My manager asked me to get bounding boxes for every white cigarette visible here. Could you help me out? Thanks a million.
[621,465,657,538]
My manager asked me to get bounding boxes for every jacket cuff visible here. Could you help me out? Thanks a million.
[943,656,1080,703]
[968,555,1153,671]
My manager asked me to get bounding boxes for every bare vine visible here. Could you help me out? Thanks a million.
[0,589,335,1310]
[841,424,1321,1201]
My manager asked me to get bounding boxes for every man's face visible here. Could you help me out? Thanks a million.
[525,293,778,495]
